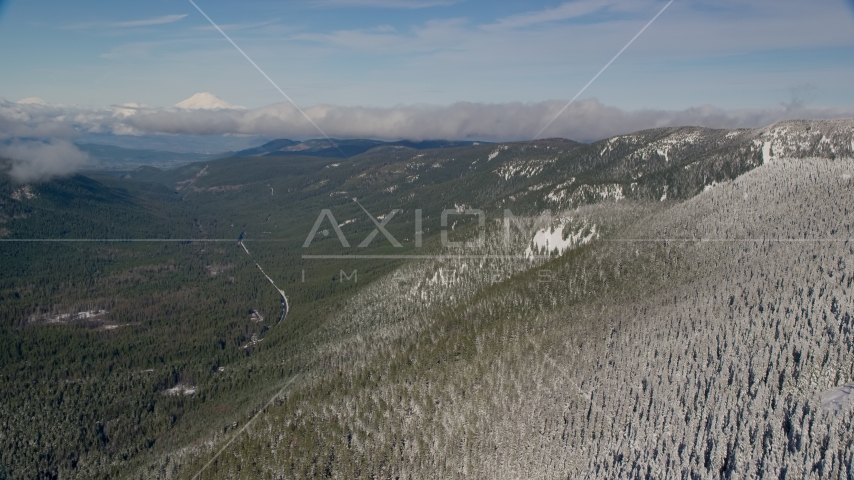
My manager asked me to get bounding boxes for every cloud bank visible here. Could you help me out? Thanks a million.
[0,139,89,183]
[1,96,852,181]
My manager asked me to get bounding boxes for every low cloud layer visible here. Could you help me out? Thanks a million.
[4,97,852,143]
[1,96,852,182]
[0,139,90,183]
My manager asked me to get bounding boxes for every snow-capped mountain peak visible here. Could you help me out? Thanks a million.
[17,97,47,105]
[174,92,244,110]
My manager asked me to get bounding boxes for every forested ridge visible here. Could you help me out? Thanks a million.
[1,118,852,478]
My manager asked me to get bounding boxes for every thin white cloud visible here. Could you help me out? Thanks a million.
[112,14,187,28]
[313,0,456,8]
[195,19,280,32]
[63,14,187,30]
[487,1,621,30]
[294,17,467,54]
[292,0,852,61]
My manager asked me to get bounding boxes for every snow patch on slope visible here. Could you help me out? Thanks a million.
[163,384,196,397]
[496,158,555,181]
[630,130,704,163]
[822,382,854,413]
[487,145,509,161]
[525,221,598,258]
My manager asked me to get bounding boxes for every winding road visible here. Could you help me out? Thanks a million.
[238,233,288,323]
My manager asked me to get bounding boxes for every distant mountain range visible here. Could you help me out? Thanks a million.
[233,137,495,158]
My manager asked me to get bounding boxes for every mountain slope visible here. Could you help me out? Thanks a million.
[1,118,852,479]
[149,119,854,479]
[168,158,854,479]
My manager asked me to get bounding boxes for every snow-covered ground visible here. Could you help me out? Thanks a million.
[821,382,854,413]
[162,384,196,397]
[525,222,598,258]
[30,309,108,324]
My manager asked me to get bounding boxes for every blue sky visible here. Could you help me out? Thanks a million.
[2,0,853,111]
